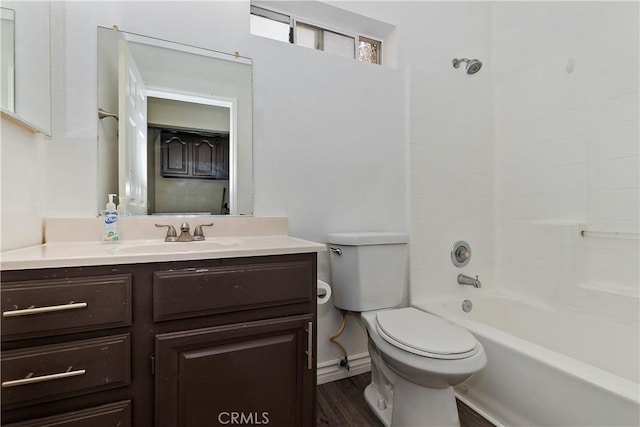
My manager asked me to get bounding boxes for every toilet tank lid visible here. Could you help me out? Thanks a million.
[327,232,409,246]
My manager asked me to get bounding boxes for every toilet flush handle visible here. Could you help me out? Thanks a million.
[329,247,342,255]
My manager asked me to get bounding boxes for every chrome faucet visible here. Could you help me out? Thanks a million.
[177,223,194,242]
[458,274,481,288]
[155,222,214,242]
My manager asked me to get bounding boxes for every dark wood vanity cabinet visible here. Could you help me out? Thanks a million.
[161,130,229,180]
[155,315,314,427]
[1,253,317,427]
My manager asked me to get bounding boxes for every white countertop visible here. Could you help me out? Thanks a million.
[1,216,327,270]
[1,236,326,270]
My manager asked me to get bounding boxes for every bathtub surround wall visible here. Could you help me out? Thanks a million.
[402,2,495,303]
[408,66,495,300]
[402,1,639,323]
[493,2,639,322]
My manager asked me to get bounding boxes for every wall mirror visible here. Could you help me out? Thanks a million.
[0,1,51,135]
[97,27,253,216]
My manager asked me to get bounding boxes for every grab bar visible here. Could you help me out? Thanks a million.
[580,230,639,240]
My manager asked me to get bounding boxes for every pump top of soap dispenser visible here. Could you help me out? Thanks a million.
[106,194,117,211]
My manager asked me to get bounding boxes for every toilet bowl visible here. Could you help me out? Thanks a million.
[360,308,486,426]
[328,232,486,427]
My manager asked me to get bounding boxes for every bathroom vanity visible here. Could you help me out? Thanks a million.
[0,217,324,426]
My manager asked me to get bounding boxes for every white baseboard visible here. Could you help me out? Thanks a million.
[454,392,504,427]
[317,352,371,385]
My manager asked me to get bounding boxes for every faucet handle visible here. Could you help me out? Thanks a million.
[155,224,178,242]
[193,223,214,241]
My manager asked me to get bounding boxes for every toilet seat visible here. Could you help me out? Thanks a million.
[376,308,479,360]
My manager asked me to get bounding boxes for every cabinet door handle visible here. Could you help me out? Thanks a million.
[2,302,88,318]
[2,367,86,388]
[306,321,313,370]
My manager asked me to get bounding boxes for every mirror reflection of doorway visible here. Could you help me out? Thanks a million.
[146,97,231,215]
[98,27,251,216]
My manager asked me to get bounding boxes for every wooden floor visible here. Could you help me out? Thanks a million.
[317,372,494,427]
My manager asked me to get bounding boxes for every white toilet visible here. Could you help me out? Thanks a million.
[328,232,486,427]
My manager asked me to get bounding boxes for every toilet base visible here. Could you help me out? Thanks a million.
[366,337,461,427]
[365,375,461,427]
[391,375,460,427]
[364,383,392,427]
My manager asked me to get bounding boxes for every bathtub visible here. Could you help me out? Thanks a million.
[415,293,640,426]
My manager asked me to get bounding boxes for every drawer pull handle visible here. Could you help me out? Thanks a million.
[2,366,86,388]
[306,321,313,370]
[2,302,88,317]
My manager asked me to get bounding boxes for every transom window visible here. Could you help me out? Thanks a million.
[250,5,382,65]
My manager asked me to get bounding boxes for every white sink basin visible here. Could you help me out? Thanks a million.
[117,239,242,254]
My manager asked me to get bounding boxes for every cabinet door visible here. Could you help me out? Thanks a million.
[160,133,189,177]
[192,135,229,179]
[155,314,314,427]
[191,136,218,178]
[217,136,229,180]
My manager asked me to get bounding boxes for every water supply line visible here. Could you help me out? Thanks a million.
[330,310,350,371]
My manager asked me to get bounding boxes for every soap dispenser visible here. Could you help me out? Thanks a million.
[102,194,120,242]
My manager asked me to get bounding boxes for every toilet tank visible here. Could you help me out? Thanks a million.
[328,232,408,312]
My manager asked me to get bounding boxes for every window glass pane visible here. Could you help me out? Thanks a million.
[324,30,354,59]
[250,14,290,42]
[296,22,320,49]
[359,38,380,64]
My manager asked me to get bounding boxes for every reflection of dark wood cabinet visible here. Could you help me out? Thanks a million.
[161,131,229,180]
[1,253,317,427]
[161,134,189,176]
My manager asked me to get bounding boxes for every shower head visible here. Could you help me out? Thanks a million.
[466,59,482,74]
[452,58,482,75]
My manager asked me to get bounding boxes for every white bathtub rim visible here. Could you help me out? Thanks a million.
[413,293,640,406]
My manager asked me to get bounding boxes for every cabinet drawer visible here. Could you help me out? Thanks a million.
[4,400,131,427]
[1,334,131,409]
[153,259,313,321]
[1,275,131,340]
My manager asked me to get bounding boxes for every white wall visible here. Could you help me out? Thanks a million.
[250,29,405,366]
[147,98,230,131]
[493,2,639,322]
[0,119,46,251]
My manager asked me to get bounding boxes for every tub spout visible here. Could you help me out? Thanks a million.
[458,274,481,288]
